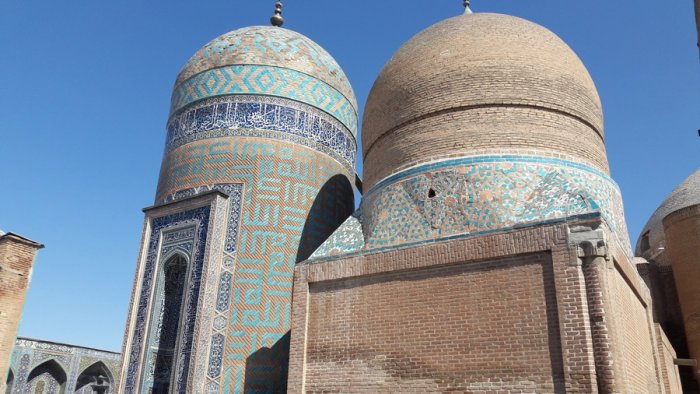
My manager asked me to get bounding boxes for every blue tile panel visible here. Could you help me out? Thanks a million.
[123,206,211,394]
[170,65,358,136]
[176,26,356,108]
[165,95,356,170]
[311,155,631,260]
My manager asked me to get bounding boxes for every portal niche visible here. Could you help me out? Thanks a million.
[149,253,189,393]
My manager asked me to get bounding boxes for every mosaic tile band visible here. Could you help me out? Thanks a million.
[170,65,358,135]
[312,155,631,259]
[176,26,355,106]
[165,95,356,169]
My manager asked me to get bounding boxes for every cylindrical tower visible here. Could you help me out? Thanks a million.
[359,13,630,251]
[663,200,700,386]
[120,25,357,393]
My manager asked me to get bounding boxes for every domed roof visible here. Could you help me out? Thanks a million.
[362,13,607,189]
[635,168,700,259]
[169,26,358,135]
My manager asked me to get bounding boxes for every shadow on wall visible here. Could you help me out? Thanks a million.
[243,331,291,393]
[296,174,355,262]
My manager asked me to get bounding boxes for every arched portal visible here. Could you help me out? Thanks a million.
[74,361,113,394]
[26,360,67,394]
[5,369,13,394]
[149,253,188,393]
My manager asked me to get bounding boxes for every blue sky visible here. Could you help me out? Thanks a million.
[1,1,697,352]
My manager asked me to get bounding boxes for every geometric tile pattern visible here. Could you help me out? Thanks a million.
[8,338,121,394]
[175,26,355,108]
[166,95,356,169]
[170,65,357,135]
[312,155,632,260]
[156,136,353,393]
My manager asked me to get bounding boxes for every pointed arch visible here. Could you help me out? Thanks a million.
[5,368,14,394]
[26,359,66,394]
[74,361,113,394]
[146,252,189,393]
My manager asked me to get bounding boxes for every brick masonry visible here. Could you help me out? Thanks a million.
[0,233,43,393]
[663,203,700,385]
[362,13,608,190]
[289,218,680,392]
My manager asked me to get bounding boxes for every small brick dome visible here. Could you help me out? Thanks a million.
[362,13,608,190]
[635,168,700,261]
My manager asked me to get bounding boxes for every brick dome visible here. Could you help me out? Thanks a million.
[635,168,700,261]
[362,13,607,190]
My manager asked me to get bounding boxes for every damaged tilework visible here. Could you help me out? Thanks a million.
[360,156,630,253]
[310,211,364,259]
[310,156,631,261]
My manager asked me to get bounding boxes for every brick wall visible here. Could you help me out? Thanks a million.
[0,234,42,392]
[289,218,674,392]
[655,324,683,394]
[605,261,660,392]
[663,203,700,385]
[290,221,610,392]
[304,253,562,393]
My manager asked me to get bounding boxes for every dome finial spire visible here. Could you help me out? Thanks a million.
[270,1,284,27]
[463,0,473,14]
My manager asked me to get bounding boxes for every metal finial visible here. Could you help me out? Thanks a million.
[270,1,284,27]
[463,0,473,14]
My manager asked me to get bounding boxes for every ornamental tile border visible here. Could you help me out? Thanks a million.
[177,26,355,105]
[165,95,356,168]
[311,155,632,261]
[170,65,357,135]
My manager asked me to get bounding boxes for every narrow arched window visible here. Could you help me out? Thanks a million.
[151,254,188,393]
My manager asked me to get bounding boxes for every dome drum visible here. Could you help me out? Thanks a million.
[362,13,608,192]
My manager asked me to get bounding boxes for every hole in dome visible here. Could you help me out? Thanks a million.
[428,188,436,198]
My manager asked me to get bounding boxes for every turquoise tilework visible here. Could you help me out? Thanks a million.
[361,156,630,253]
[311,155,631,261]
[177,26,355,107]
[170,65,358,136]
[310,211,364,258]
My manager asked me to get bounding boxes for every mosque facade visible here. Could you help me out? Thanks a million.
[2,3,700,394]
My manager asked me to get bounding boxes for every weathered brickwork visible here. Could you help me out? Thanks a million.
[363,108,609,189]
[305,253,563,393]
[606,262,660,392]
[663,204,700,383]
[655,324,683,394]
[289,216,677,393]
[0,233,42,393]
[362,13,608,189]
